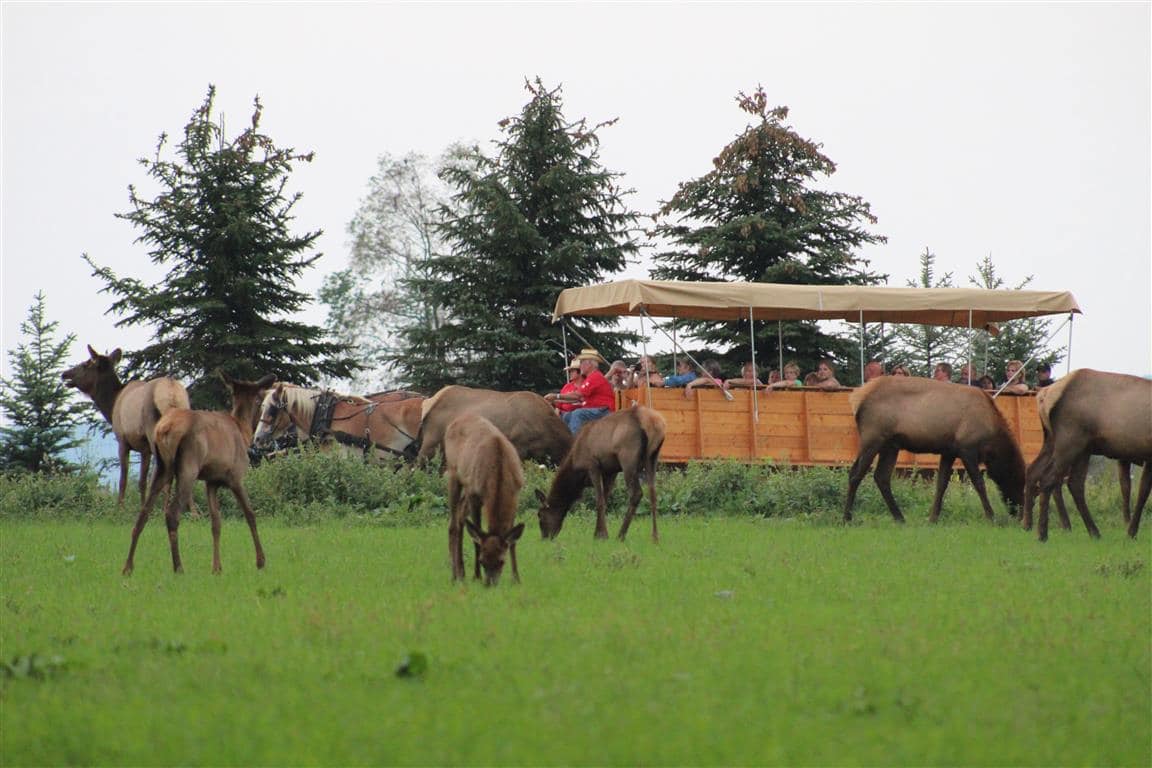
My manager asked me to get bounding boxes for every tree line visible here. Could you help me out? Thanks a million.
[1,80,1062,473]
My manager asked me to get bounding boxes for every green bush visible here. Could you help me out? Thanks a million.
[0,469,122,519]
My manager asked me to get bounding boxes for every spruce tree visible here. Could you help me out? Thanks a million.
[650,87,886,374]
[85,86,357,409]
[888,248,968,376]
[393,79,640,394]
[967,255,1062,381]
[0,293,88,473]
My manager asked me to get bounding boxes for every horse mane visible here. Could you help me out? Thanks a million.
[266,384,323,426]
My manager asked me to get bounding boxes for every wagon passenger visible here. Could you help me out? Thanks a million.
[545,360,584,414]
[663,359,698,388]
[559,348,616,434]
[683,360,724,398]
[1000,359,1030,395]
[769,361,803,389]
[809,359,842,390]
[632,355,665,388]
[723,361,764,390]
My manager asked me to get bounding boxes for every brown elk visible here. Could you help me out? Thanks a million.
[61,345,189,508]
[1023,369,1152,541]
[843,377,1025,523]
[535,406,666,542]
[252,384,424,460]
[444,414,525,586]
[124,372,276,575]
[418,385,573,465]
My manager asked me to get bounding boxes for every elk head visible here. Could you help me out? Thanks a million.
[61,345,122,394]
[535,488,567,540]
[465,519,524,586]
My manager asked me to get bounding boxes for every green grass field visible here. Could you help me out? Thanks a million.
[2,511,1148,766]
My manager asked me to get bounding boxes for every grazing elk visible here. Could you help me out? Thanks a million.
[843,377,1025,523]
[417,386,573,466]
[444,414,525,586]
[1023,369,1152,541]
[124,372,276,575]
[535,406,666,542]
[61,345,189,508]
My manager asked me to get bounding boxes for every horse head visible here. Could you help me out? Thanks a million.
[253,384,295,449]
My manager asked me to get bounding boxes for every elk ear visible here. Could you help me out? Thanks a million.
[87,344,100,359]
[108,348,122,365]
[465,519,484,545]
[506,523,525,543]
[534,489,547,504]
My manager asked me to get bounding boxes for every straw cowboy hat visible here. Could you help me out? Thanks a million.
[564,359,581,372]
[573,348,607,365]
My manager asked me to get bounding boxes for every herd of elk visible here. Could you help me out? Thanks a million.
[125,372,276,575]
[57,349,1147,583]
[443,413,525,586]
[62,346,189,509]
[843,377,1025,524]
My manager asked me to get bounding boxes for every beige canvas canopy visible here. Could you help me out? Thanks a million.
[553,279,1081,328]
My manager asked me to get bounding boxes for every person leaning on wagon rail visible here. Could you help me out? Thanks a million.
[890,364,911,377]
[809,359,842,389]
[769,360,803,389]
[723,361,764,390]
[545,348,616,434]
[1035,362,1056,388]
[1000,359,1030,394]
[606,360,632,391]
[932,361,954,382]
[632,355,664,388]
[683,359,725,398]
[863,359,885,383]
[959,362,983,387]
[663,359,698,388]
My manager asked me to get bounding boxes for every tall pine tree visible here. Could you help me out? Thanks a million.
[967,255,1063,381]
[650,87,886,374]
[86,86,357,409]
[888,248,968,376]
[395,79,640,393]
[0,293,88,473]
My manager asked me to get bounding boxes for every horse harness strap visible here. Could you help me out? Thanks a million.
[309,391,340,438]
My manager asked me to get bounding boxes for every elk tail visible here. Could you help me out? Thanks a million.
[154,411,193,468]
[153,378,190,416]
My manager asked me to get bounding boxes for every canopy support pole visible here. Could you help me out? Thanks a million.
[778,321,783,376]
[639,311,651,404]
[1066,311,1074,374]
[991,313,1075,398]
[966,309,974,384]
[561,325,569,385]
[640,309,733,401]
[749,306,758,424]
[858,311,865,384]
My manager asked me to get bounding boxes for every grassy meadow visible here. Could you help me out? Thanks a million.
[1,458,1149,766]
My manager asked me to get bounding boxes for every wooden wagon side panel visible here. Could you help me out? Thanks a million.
[620,386,1042,468]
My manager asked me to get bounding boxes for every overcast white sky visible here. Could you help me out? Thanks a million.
[3,2,1150,389]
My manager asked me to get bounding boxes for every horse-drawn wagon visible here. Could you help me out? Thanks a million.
[552,279,1081,468]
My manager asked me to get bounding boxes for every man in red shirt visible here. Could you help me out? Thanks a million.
[560,348,615,434]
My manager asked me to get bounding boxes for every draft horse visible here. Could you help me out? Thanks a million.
[252,384,425,461]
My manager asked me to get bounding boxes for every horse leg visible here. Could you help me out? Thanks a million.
[1126,462,1151,539]
[929,454,955,523]
[843,442,882,522]
[206,484,223,574]
[1118,460,1132,525]
[872,447,904,523]
[1065,455,1100,539]
[616,468,642,541]
[231,483,265,570]
[958,453,995,522]
[590,466,609,539]
[123,451,171,575]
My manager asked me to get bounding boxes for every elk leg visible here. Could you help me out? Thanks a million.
[617,469,642,541]
[929,454,955,523]
[123,452,171,575]
[646,448,661,543]
[1066,456,1100,539]
[843,442,882,521]
[873,447,903,523]
[206,484,223,574]
[166,464,197,574]
[1126,463,1150,539]
[1022,450,1051,530]
[510,542,520,584]
[447,474,464,581]
[469,498,483,581]
[1118,461,1132,525]
[232,484,265,570]
[590,466,609,539]
[958,454,996,521]
[116,439,131,507]
[137,448,151,510]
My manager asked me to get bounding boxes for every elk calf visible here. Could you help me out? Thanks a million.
[444,414,525,586]
[125,372,275,575]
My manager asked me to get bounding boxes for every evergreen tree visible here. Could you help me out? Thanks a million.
[85,86,357,409]
[650,86,886,374]
[0,293,88,473]
[395,79,640,393]
[967,255,1063,381]
[888,248,969,376]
